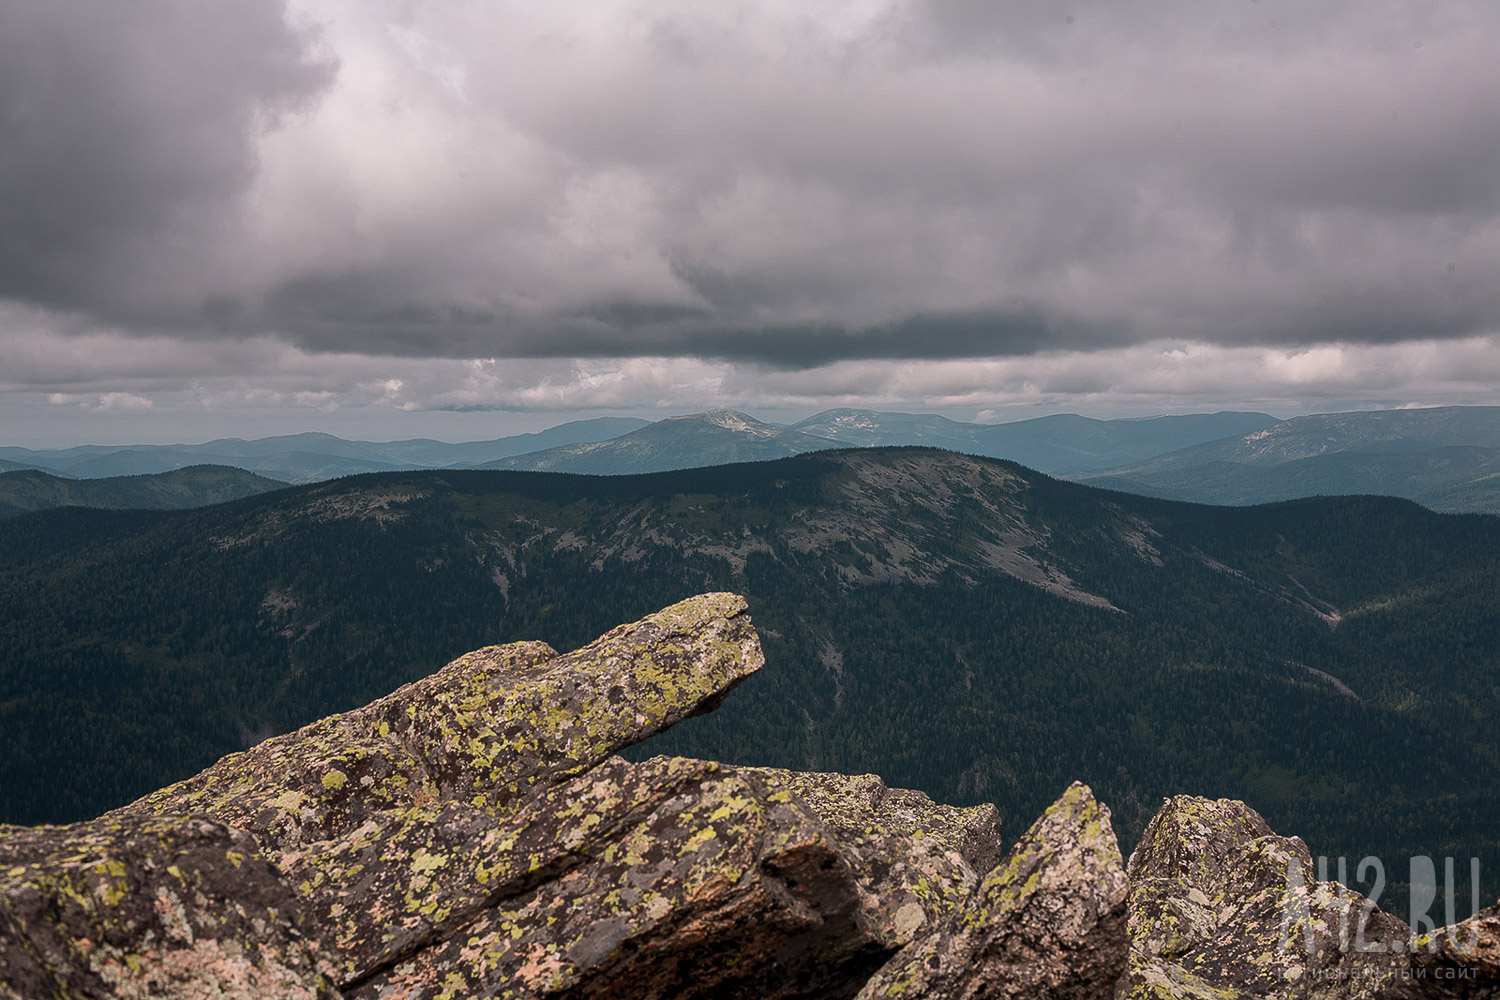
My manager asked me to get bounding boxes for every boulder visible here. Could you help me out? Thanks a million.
[1119,795,1410,999]
[118,593,776,991]
[333,759,1003,1000]
[855,781,1128,1000]
[349,755,885,1000]
[739,767,1004,949]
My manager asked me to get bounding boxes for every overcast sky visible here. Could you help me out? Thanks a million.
[3,0,1499,445]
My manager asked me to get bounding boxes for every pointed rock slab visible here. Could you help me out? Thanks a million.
[855,781,1128,1000]
[123,640,558,853]
[125,592,763,852]
[115,594,765,988]
[0,815,340,1000]
[1119,796,1411,1000]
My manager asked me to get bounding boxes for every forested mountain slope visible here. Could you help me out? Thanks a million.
[0,465,287,518]
[2,448,1496,905]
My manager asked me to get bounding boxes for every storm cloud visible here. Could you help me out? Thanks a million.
[2,0,1499,436]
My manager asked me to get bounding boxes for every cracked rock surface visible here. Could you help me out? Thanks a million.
[0,814,339,1000]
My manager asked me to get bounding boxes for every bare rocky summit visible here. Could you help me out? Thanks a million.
[2,593,1495,998]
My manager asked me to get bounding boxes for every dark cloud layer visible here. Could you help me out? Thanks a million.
[0,1,333,326]
[2,0,1499,387]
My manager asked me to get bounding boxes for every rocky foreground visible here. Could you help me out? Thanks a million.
[2,593,1497,999]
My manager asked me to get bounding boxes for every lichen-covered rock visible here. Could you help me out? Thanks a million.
[298,754,1008,1000]
[1119,796,1410,1000]
[1392,902,1500,997]
[0,814,340,1000]
[127,591,763,846]
[738,767,1003,948]
[349,755,894,1000]
[116,593,767,989]
[854,781,1128,1000]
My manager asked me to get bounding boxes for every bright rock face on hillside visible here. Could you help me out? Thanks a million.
[1,593,1490,999]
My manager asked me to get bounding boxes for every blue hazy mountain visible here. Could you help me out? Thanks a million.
[0,417,649,483]
[1080,407,1500,514]
[478,409,845,474]
[12,406,1500,514]
[0,456,62,474]
[791,409,1280,473]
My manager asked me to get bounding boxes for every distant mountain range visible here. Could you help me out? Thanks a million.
[477,410,844,474]
[7,405,1500,515]
[0,410,1279,483]
[1079,406,1500,513]
[789,408,1279,474]
[0,457,56,474]
[4,449,1499,906]
[0,466,288,519]
[0,417,649,483]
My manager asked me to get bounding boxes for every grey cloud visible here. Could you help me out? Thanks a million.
[252,273,1123,366]
[566,309,1129,369]
[903,0,1474,65]
[3,0,1500,375]
[0,0,333,323]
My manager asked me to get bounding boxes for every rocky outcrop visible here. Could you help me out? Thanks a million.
[3,593,1490,999]
[855,780,1129,1000]
[1119,795,1411,999]
[1396,904,1500,997]
[0,594,1016,999]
